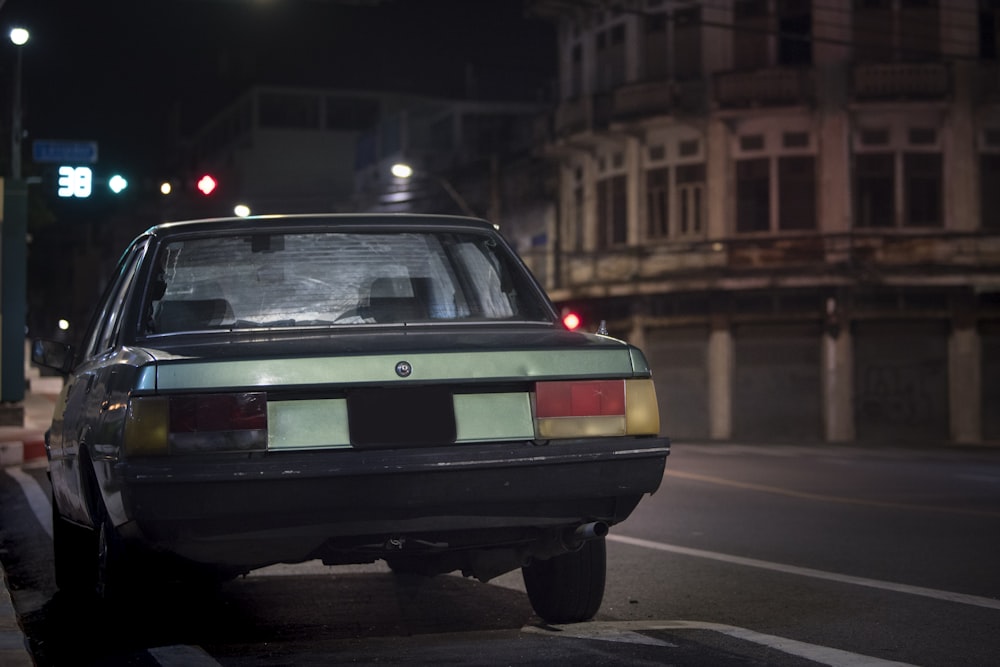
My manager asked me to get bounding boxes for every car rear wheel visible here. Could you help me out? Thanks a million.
[95,508,135,604]
[521,537,606,624]
[52,499,97,594]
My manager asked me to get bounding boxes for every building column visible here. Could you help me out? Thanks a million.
[626,134,643,245]
[706,118,730,240]
[707,321,733,440]
[822,325,855,442]
[949,326,982,444]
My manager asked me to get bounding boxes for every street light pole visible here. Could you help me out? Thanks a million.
[1,27,30,414]
[9,27,28,181]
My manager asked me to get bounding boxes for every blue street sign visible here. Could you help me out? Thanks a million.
[32,139,98,164]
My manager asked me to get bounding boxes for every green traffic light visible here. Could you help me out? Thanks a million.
[109,174,128,194]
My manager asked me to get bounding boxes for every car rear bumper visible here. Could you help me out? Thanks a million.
[117,437,670,569]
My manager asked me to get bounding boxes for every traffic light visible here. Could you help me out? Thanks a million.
[108,174,128,194]
[197,174,217,196]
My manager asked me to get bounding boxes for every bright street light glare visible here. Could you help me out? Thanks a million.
[9,28,29,46]
[57,319,70,331]
[160,182,172,195]
[234,204,251,217]
[390,163,413,179]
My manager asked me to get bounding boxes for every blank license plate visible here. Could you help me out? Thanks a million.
[347,386,456,448]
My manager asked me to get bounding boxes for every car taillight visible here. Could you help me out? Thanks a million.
[123,392,268,456]
[533,378,660,439]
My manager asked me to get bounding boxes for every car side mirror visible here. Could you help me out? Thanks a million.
[31,339,75,375]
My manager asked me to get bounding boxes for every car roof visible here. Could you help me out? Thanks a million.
[144,213,499,238]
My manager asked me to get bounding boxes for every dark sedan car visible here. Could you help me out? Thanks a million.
[32,214,669,623]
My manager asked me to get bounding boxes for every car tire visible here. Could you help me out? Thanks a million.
[521,537,606,624]
[95,508,134,604]
[52,499,97,594]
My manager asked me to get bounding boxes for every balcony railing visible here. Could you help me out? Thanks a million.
[553,93,612,137]
[611,80,706,121]
[852,62,950,101]
[551,232,1000,293]
[714,67,816,109]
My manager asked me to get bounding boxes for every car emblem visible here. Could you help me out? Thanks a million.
[395,361,412,378]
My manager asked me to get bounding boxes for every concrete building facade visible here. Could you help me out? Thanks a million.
[527,0,1000,445]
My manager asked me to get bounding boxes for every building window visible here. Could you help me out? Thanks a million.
[597,175,628,248]
[854,0,940,62]
[596,23,627,92]
[734,127,817,233]
[643,7,702,82]
[647,167,670,238]
[644,13,668,80]
[853,124,942,228]
[779,0,812,65]
[736,158,771,232]
[572,182,585,251]
[981,2,1000,59]
[778,156,817,230]
[855,153,895,228]
[982,154,1000,229]
[903,153,942,227]
[734,0,770,69]
[677,164,705,235]
[570,43,583,98]
[643,133,706,240]
[674,8,703,80]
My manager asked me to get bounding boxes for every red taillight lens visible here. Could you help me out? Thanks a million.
[170,393,267,433]
[535,380,625,418]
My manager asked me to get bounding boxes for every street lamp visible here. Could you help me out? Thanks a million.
[390,162,476,218]
[9,27,29,180]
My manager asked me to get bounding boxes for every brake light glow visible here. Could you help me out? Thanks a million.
[533,378,660,439]
[562,312,582,330]
[123,392,268,456]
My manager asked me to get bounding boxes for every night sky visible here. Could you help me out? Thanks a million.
[1,0,555,182]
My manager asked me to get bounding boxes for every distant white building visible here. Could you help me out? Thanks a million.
[528,0,1000,445]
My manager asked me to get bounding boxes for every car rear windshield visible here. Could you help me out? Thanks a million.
[143,230,553,334]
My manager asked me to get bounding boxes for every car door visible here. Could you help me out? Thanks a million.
[52,239,149,524]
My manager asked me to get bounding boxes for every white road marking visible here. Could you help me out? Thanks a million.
[147,645,223,666]
[525,620,917,667]
[609,534,1000,611]
[4,468,52,539]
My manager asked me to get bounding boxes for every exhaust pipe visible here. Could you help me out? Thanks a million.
[563,521,609,550]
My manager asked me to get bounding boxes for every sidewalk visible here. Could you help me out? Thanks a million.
[0,377,60,467]
[0,380,56,665]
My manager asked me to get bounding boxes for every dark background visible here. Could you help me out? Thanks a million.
[1,0,555,182]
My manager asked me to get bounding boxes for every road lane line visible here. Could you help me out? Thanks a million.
[665,469,1000,518]
[4,468,52,539]
[526,620,917,667]
[147,645,222,666]
[608,534,1000,611]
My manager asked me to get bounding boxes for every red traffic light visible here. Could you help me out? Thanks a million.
[562,311,582,331]
[197,174,217,196]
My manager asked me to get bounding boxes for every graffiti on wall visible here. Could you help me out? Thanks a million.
[856,362,945,427]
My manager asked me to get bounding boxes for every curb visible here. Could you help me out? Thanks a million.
[0,439,46,467]
[0,563,33,666]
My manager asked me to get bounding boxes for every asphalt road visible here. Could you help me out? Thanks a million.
[2,443,999,666]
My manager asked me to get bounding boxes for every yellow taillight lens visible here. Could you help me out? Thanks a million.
[624,378,660,435]
[123,396,170,456]
[533,378,660,439]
